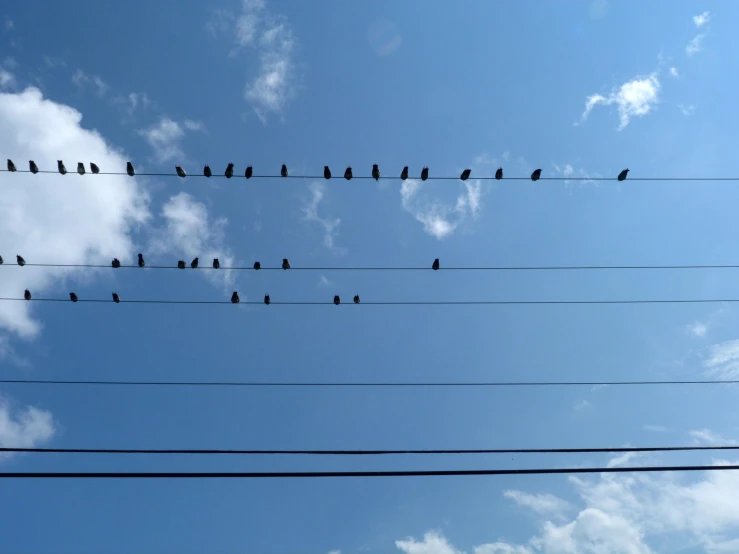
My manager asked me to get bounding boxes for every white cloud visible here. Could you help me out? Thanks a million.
[302,182,345,254]
[686,34,705,56]
[580,73,660,130]
[0,68,16,90]
[71,69,108,97]
[0,395,55,456]
[669,67,679,78]
[702,339,739,379]
[138,117,203,164]
[678,104,695,116]
[400,179,482,240]
[0,87,150,338]
[504,490,572,520]
[690,429,738,446]
[116,92,150,115]
[693,11,711,28]
[687,320,707,337]
[183,119,205,132]
[396,532,464,554]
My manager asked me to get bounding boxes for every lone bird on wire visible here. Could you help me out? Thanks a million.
[531,168,542,181]
[7,159,16,172]
[0,256,3,265]
[111,258,121,268]
[29,161,38,174]
[401,166,408,180]
[58,160,67,175]
[225,163,234,178]
[127,162,135,176]
[281,164,288,177]
[69,292,78,302]
[177,260,186,269]
[253,261,261,270]
[203,165,212,178]
[176,166,186,178]
[213,258,220,269]
[138,253,145,268]
[264,294,271,305]
[91,163,100,174]
[282,258,290,270]
[344,167,353,180]
[112,292,120,303]
[618,168,629,181]
[353,295,360,304]
[432,258,440,271]
[16,255,25,266]
[245,166,253,179]
[231,291,240,304]
[495,167,503,180]
[24,289,31,301]
[324,166,331,179]
[460,169,471,181]
[421,167,429,181]
[372,164,380,181]
[191,257,199,269]
[77,163,85,175]
[334,295,341,305]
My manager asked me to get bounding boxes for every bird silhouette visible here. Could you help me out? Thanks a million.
[495,167,503,180]
[70,292,78,302]
[344,167,353,180]
[7,159,16,172]
[203,165,212,178]
[231,291,240,304]
[264,294,271,305]
[245,166,253,179]
[58,160,67,175]
[29,161,38,174]
[16,255,25,266]
[77,163,85,175]
[127,162,135,176]
[175,166,186,178]
[253,261,261,270]
[138,253,145,267]
[334,295,341,305]
[432,258,440,270]
[531,169,542,181]
[90,163,100,174]
[421,167,429,181]
[281,164,288,177]
[24,289,31,301]
[353,295,360,304]
[225,163,234,178]
[324,166,331,179]
[401,166,408,180]
[282,258,290,270]
[617,168,629,181]
[372,164,380,181]
[212,258,220,269]
[191,257,199,269]
[112,292,120,303]
[177,260,186,269]
[460,169,471,181]
[0,256,3,265]
[111,258,121,268]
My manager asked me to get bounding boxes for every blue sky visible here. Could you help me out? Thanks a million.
[1,0,739,552]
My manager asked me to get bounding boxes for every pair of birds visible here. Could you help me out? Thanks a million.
[333,295,361,305]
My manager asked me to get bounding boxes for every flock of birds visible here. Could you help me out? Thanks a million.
[4,159,633,182]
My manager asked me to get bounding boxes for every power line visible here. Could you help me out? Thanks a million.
[4,464,739,478]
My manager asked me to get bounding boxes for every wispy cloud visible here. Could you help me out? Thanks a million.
[0,68,16,90]
[552,163,599,187]
[71,69,108,97]
[504,490,572,521]
[115,92,150,116]
[693,11,711,28]
[669,67,679,78]
[702,339,739,379]
[686,320,707,337]
[690,429,738,446]
[574,399,591,411]
[644,425,670,433]
[138,117,204,164]
[687,12,710,56]
[678,103,694,116]
[302,182,345,254]
[43,56,66,68]
[4,17,14,31]
[318,275,333,287]
[579,73,660,130]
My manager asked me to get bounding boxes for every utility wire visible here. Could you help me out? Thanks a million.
[4,465,739,478]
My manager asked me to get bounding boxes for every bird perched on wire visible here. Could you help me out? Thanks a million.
[24,289,31,301]
[16,255,25,266]
[177,260,186,269]
[112,292,120,303]
[531,169,542,181]
[460,169,471,181]
[401,166,408,180]
[176,166,186,178]
[324,166,331,179]
[138,253,145,268]
[58,160,67,175]
[353,295,360,304]
[618,168,629,181]
[127,162,135,176]
[0,256,3,265]
[112,258,121,268]
[231,291,240,304]
[372,164,380,181]
[69,292,78,302]
[191,257,199,269]
[204,165,212,178]
[421,167,429,181]
[245,166,253,179]
[91,163,100,174]
[282,258,290,270]
[432,258,440,270]
[213,258,220,269]
[253,261,261,270]
[495,167,503,180]
[264,294,271,305]
[77,163,85,175]
[334,295,341,305]
[7,159,16,172]
[281,164,288,177]
[225,163,234,178]
[344,167,353,180]
[29,161,38,174]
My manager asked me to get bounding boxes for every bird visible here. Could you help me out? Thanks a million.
[212,258,220,269]
[231,291,240,304]
[353,295,360,304]
[432,258,440,270]
[401,166,408,180]
[191,257,199,269]
[77,163,85,175]
[495,167,503,180]
[225,163,234,178]
[69,292,78,302]
[126,162,135,176]
[245,166,253,179]
[16,255,25,266]
[177,260,186,269]
[203,165,212,178]
[112,292,120,303]
[282,258,290,270]
[372,164,380,181]
[58,160,67,175]
[281,164,288,177]
[111,258,121,268]
[421,167,429,181]
[618,168,629,181]
[7,159,16,172]
[24,289,31,301]
[460,169,471,181]
[90,163,100,174]
[29,161,38,174]
[333,295,340,305]
[324,166,331,179]
[264,294,271,305]
[137,253,145,268]
[175,166,186,178]
[344,167,353,180]
[253,261,261,270]
[0,256,3,265]
[531,169,542,181]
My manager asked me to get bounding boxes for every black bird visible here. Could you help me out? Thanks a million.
[334,295,341,305]
[29,161,38,174]
[213,258,220,269]
[495,167,503,180]
[372,164,380,181]
[225,163,234,178]
[58,160,67,175]
[253,261,261,270]
[24,289,31,301]
[264,294,271,305]
[191,257,199,269]
[177,260,186,269]
[231,291,240,304]
[112,258,121,268]
[16,255,25,266]
[7,159,16,172]
[282,258,290,270]
[460,169,471,181]
[69,292,78,302]
[77,163,85,175]
[432,258,440,270]
[0,256,3,265]
[137,253,145,267]
[112,292,120,303]
[353,295,360,304]
[90,163,100,174]
[245,166,253,179]
[127,162,135,176]
[281,164,288,177]
[203,165,212,178]
[175,166,186,178]
[324,166,331,179]
[531,169,542,181]
[344,167,353,180]
[421,167,429,181]
[618,168,629,181]
[401,166,408,180]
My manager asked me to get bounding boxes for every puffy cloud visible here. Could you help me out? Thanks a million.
[580,74,660,130]
[0,395,55,456]
[693,11,711,28]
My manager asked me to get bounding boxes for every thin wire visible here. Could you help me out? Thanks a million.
[4,465,739,478]
[4,445,739,455]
